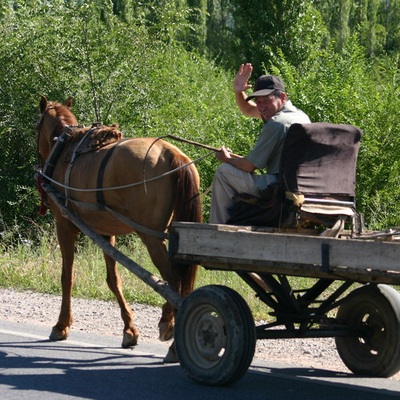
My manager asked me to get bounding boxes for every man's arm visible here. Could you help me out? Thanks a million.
[233,63,262,120]
[215,147,256,173]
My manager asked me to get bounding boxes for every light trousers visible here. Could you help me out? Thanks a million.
[209,163,278,224]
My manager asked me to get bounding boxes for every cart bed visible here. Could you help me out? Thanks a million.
[169,222,400,285]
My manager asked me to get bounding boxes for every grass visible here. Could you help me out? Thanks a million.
[0,226,372,322]
[0,228,272,318]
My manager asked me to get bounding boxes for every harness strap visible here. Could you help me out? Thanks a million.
[104,205,169,239]
[43,129,73,179]
[64,126,98,204]
[57,195,168,240]
[40,131,170,240]
[91,140,168,239]
[96,141,121,210]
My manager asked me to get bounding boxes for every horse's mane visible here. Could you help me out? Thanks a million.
[49,102,123,150]
[66,124,123,152]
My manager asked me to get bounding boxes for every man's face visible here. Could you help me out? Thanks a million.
[254,92,286,121]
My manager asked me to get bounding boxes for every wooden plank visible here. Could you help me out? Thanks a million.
[169,222,400,284]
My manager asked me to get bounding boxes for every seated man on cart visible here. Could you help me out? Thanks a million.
[209,63,311,224]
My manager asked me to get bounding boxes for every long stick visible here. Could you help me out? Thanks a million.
[167,134,241,158]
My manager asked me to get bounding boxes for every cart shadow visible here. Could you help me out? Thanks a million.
[1,340,400,400]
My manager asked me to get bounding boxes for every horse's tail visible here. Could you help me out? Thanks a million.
[170,152,203,297]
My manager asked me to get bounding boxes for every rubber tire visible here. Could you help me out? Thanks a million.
[335,284,400,377]
[175,285,256,386]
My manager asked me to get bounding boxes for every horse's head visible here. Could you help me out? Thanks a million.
[36,96,78,167]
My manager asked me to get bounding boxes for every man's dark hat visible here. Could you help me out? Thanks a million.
[246,75,285,101]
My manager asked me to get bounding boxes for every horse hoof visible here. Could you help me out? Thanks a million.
[121,329,139,348]
[158,321,174,342]
[163,343,179,364]
[49,326,69,341]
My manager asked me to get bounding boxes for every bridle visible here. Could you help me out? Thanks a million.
[35,105,80,171]
[35,108,50,170]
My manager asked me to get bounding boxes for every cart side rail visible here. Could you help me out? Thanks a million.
[169,222,400,284]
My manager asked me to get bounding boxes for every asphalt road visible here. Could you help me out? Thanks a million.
[1,320,400,400]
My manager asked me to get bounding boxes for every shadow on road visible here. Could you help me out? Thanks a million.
[1,338,399,400]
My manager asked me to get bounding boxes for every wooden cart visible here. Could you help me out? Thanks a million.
[41,121,400,387]
[169,221,400,386]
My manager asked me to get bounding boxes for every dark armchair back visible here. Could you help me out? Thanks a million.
[281,123,363,200]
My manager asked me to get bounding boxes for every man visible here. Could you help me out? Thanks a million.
[209,63,311,224]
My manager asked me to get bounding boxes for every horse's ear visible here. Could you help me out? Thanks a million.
[64,97,74,109]
[39,95,47,113]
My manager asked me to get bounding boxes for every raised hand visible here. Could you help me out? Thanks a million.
[233,63,253,92]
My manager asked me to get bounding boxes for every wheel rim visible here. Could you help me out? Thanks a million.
[348,303,388,360]
[335,285,400,376]
[183,303,227,369]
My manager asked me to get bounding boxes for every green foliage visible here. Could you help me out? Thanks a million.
[0,0,258,232]
[0,0,399,265]
[224,0,329,77]
[312,0,400,56]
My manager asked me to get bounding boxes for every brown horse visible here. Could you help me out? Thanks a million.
[35,96,202,361]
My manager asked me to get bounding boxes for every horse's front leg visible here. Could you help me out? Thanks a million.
[103,235,139,348]
[50,222,78,341]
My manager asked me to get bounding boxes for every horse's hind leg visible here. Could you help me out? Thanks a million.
[103,235,139,348]
[138,235,187,364]
[138,234,177,342]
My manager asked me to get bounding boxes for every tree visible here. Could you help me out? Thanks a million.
[224,0,328,76]
[204,0,235,65]
[379,0,400,53]
[313,0,400,56]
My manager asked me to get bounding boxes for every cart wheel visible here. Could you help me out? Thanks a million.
[175,285,256,386]
[335,284,400,377]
